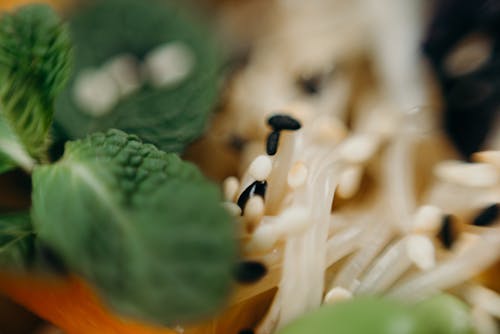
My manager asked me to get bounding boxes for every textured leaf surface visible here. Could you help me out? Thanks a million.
[0,213,35,270]
[32,129,236,325]
[0,4,72,162]
[0,112,34,172]
[55,0,222,153]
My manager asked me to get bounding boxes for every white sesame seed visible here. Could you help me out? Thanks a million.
[244,196,265,222]
[337,166,363,199]
[248,155,273,181]
[434,161,499,187]
[338,134,380,164]
[406,235,435,271]
[287,162,308,188]
[324,287,352,305]
[411,205,443,235]
[223,176,240,202]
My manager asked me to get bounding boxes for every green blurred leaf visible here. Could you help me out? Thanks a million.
[56,0,223,153]
[0,155,13,174]
[277,297,417,334]
[412,294,474,334]
[277,295,475,334]
[31,129,236,325]
[0,213,35,270]
[0,112,34,172]
[0,4,72,164]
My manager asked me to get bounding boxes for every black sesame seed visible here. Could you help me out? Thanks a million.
[266,131,280,156]
[238,329,254,334]
[253,180,267,197]
[267,114,302,131]
[472,203,499,227]
[438,215,455,249]
[237,180,268,212]
[234,261,268,284]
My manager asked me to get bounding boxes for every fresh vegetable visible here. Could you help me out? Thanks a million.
[0,272,276,334]
[32,129,237,325]
[0,213,34,270]
[412,294,474,334]
[55,0,223,153]
[0,3,237,329]
[0,274,178,334]
[0,4,71,167]
[276,297,417,334]
[0,114,28,172]
[276,296,474,334]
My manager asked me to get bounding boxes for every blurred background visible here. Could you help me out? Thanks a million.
[0,0,498,333]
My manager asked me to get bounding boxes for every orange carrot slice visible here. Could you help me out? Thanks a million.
[0,273,276,334]
[0,273,177,334]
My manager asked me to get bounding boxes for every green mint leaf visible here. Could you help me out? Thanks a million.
[277,297,417,334]
[0,212,35,270]
[55,0,222,153]
[0,155,14,174]
[277,296,474,334]
[0,112,35,172]
[0,4,72,163]
[31,129,236,325]
[412,294,474,334]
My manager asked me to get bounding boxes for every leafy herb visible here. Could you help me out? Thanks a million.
[31,129,236,325]
[277,297,416,334]
[0,155,13,174]
[0,4,72,166]
[0,213,35,270]
[277,295,474,334]
[55,0,223,153]
[0,3,236,326]
[412,294,474,334]
[0,113,34,172]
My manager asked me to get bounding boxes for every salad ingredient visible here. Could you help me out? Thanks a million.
[0,272,277,334]
[412,294,474,334]
[276,295,474,334]
[31,129,237,325]
[0,274,177,334]
[276,297,416,334]
[0,4,238,328]
[0,4,71,167]
[55,0,223,153]
[0,213,33,270]
[0,114,32,172]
